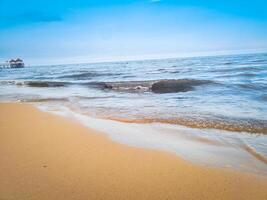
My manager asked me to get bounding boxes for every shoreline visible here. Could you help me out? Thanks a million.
[0,103,267,199]
[36,102,267,175]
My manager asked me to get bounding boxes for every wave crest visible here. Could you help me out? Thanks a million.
[17,81,68,87]
[103,79,213,93]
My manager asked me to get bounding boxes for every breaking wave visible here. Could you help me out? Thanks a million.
[102,79,213,93]
[20,97,69,102]
[17,81,69,87]
[15,79,214,93]
[107,115,267,135]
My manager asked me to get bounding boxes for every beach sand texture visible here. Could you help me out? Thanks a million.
[0,103,266,200]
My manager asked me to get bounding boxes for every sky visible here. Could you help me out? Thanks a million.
[0,0,267,65]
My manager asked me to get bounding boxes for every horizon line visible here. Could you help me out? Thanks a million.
[2,48,267,67]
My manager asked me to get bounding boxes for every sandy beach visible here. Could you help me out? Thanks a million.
[0,103,266,200]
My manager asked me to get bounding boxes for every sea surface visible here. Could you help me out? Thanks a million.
[1,53,267,174]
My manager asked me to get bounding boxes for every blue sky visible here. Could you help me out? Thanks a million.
[0,0,267,64]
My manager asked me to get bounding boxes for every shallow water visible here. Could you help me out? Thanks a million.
[1,53,267,173]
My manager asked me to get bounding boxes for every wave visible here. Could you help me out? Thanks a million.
[17,81,69,87]
[210,66,264,73]
[103,79,213,93]
[242,143,267,164]
[13,80,105,88]
[170,70,180,74]
[223,62,234,65]
[9,79,213,93]
[59,71,122,80]
[217,72,257,78]
[0,80,16,85]
[0,80,70,87]
[19,95,117,103]
[260,95,267,101]
[103,80,153,92]
[106,115,267,135]
[236,83,267,91]
[151,79,212,93]
[59,72,100,80]
[250,59,267,63]
[20,97,69,102]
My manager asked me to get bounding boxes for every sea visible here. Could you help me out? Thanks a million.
[1,53,267,174]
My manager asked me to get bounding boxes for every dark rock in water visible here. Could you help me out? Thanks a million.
[99,79,212,93]
[25,81,67,87]
[103,83,113,89]
[151,79,212,93]
[82,81,113,89]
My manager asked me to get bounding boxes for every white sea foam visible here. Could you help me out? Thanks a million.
[36,103,267,176]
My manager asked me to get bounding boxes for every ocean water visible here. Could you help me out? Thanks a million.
[1,53,267,174]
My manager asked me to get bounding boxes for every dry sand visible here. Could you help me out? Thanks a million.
[0,103,266,200]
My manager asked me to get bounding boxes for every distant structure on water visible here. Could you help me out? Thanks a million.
[0,58,25,68]
[9,58,25,68]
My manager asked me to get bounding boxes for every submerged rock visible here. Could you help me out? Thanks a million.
[24,81,67,87]
[95,79,212,94]
[151,79,212,93]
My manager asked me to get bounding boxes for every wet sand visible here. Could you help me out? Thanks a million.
[0,103,266,200]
